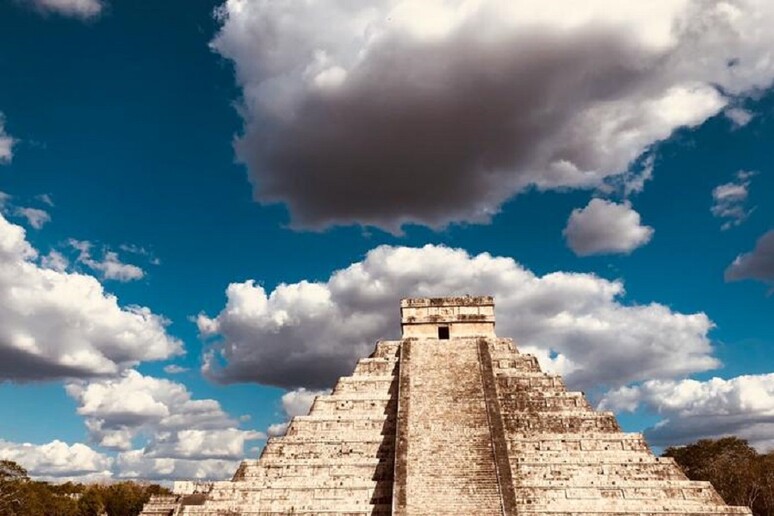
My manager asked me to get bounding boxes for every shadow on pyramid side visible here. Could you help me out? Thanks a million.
[141,296,752,515]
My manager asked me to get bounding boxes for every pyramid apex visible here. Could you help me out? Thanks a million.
[400,295,496,339]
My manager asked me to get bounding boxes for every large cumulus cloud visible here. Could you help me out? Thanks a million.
[0,440,113,482]
[114,450,240,481]
[0,214,182,381]
[199,244,719,391]
[66,370,264,458]
[212,0,774,231]
[61,370,264,481]
[601,373,774,451]
[0,370,264,482]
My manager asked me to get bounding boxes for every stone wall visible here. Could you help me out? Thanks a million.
[400,296,495,338]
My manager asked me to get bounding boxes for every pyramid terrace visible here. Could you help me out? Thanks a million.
[141,296,751,516]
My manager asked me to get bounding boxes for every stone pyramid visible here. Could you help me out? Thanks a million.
[142,296,752,515]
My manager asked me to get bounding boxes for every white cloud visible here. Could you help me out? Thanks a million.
[93,251,144,281]
[147,429,264,462]
[115,450,239,481]
[163,364,189,374]
[0,213,181,381]
[36,194,55,207]
[0,114,14,164]
[66,370,263,459]
[14,207,51,229]
[29,0,103,19]
[281,387,326,417]
[725,229,774,285]
[0,439,112,481]
[40,250,69,272]
[200,244,718,392]
[266,423,288,438]
[601,155,655,198]
[724,107,755,128]
[119,243,161,266]
[0,437,235,483]
[2,370,264,483]
[600,373,774,450]
[563,199,654,256]
[711,170,756,230]
[212,0,774,231]
[69,239,145,282]
[266,387,329,437]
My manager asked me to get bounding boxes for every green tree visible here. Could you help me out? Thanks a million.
[78,485,105,516]
[664,437,773,515]
[0,459,170,516]
[755,452,774,516]
[0,459,30,515]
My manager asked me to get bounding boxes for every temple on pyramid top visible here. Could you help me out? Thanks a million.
[400,295,495,339]
[142,296,752,516]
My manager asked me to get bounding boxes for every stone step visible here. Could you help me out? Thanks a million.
[517,511,750,515]
[332,376,396,395]
[240,462,393,482]
[514,456,675,465]
[510,450,654,464]
[513,481,730,505]
[182,505,392,515]
[496,374,568,392]
[516,462,686,483]
[261,437,393,461]
[309,394,395,415]
[288,412,395,422]
[516,503,751,515]
[139,494,182,516]
[499,390,586,400]
[503,411,620,434]
[370,340,401,358]
[209,476,390,490]
[508,433,649,454]
[491,354,543,372]
[353,358,399,375]
[281,428,394,441]
[498,393,591,411]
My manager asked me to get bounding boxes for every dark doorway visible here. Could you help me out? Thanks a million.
[438,326,450,340]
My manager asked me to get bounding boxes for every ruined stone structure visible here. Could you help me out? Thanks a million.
[142,296,752,515]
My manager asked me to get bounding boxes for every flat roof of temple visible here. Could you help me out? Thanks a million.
[400,296,494,308]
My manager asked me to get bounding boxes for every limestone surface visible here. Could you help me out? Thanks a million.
[141,296,752,515]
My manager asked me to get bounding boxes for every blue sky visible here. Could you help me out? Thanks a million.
[0,0,772,481]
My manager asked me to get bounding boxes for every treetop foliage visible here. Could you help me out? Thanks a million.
[0,461,170,516]
[664,436,774,516]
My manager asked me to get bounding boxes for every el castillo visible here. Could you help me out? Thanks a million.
[139,296,752,516]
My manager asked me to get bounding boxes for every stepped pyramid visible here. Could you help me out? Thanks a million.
[142,296,752,515]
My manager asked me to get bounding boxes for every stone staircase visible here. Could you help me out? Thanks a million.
[483,337,750,515]
[392,338,503,515]
[175,341,400,515]
[140,495,183,516]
